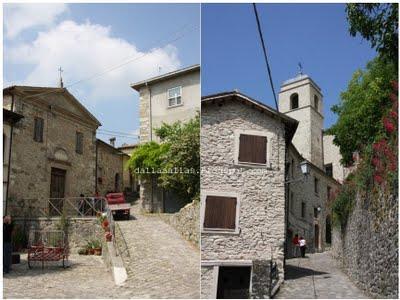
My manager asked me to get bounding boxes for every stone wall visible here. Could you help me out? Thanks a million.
[158,200,199,246]
[14,217,102,253]
[8,93,97,206]
[200,266,214,299]
[287,145,340,256]
[331,193,398,298]
[201,100,287,297]
[96,140,126,196]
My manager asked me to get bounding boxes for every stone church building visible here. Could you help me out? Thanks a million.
[200,73,344,298]
[3,86,133,215]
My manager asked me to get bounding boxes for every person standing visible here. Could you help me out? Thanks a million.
[292,234,299,257]
[299,236,306,258]
[3,215,14,274]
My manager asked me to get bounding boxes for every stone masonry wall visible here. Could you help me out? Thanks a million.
[158,200,199,246]
[201,100,287,297]
[14,217,102,253]
[331,193,398,298]
[97,142,125,196]
[8,95,97,207]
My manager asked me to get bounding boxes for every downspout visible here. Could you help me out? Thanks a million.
[145,82,154,212]
[6,93,15,215]
[95,137,98,194]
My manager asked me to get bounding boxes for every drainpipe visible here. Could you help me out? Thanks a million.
[5,93,15,215]
[145,82,154,212]
[95,137,98,194]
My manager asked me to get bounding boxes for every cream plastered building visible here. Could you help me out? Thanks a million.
[130,65,200,213]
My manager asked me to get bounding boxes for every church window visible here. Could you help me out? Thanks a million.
[290,93,299,109]
[76,132,83,154]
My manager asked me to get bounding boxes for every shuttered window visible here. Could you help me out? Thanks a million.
[76,132,83,154]
[33,117,44,142]
[238,134,267,164]
[204,196,237,230]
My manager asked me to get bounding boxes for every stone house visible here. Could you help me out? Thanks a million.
[3,108,24,214]
[130,65,200,213]
[3,86,101,215]
[200,91,298,298]
[96,138,130,196]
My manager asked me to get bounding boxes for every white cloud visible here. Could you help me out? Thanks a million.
[5,20,181,102]
[4,3,68,39]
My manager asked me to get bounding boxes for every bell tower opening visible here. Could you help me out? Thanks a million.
[278,73,324,168]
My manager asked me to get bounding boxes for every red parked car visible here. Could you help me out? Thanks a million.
[105,193,130,220]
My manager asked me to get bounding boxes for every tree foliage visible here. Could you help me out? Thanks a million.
[327,57,397,165]
[346,3,398,65]
[128,114,200,200]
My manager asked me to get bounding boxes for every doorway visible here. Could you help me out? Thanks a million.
[326,215,332,244]
[50,168,66,215]
[217,266,251,299]
[314,224,320,250]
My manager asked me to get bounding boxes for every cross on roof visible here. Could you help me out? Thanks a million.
[58,67,64,88]
[298,62,303,75]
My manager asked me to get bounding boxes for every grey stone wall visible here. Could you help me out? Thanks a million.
[14,217,102,253]
[96,141,125,196]
[200,266,214,299]
[8,95,97,207]
[158,200,199,246]
[201,100,287,297]
[287,146,340,257]
[331,193,398,298]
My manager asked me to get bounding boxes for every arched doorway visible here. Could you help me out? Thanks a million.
[326,215,332,244]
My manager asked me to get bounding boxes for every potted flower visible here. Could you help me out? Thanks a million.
[105,232,112,242]
[102,219,109,230]
[92,239,102,256]
[86,241,95,255]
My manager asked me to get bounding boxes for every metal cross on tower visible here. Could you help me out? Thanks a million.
[58,67,64,88]
[298,62,303,75]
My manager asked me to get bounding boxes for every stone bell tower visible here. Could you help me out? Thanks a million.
[278,72,324,169]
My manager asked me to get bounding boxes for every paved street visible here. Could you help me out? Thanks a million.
[275,251,367,299]
[116,201,200,299]
[4,201,200,299]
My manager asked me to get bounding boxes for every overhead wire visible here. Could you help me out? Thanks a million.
[252,3,279,112]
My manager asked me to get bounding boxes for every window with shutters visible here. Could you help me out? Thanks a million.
[238,134,267,165]
[201,192,240,233]
[76,132,83,154]
[33,117,44,142]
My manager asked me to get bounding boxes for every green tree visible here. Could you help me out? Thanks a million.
[346,3,398,64]
[128,114,200,200]
[327,57,397,165]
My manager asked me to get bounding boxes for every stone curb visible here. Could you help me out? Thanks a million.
[102,241,127,286]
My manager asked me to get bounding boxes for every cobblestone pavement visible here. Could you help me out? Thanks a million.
[4,201,200,299]
[275,251,367,299]
[3,254,124,298]
[116,201,200,299]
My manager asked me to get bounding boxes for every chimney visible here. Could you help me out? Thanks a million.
[109,137,116,147]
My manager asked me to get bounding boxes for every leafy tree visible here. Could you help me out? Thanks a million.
[327,57,397,165]
[128,114,200,200]
[346,3,398,64]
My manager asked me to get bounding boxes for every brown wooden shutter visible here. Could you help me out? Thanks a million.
[204,196,237,230]
[238,134,266,164]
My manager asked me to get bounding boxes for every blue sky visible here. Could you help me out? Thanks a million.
[4,3,200,146]
[201,3,377,129]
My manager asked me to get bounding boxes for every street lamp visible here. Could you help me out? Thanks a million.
[300,160,310,176]
[285,160,310,184]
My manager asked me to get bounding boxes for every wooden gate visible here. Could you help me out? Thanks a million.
[50,168,66,215]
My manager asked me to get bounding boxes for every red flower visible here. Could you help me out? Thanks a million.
[371,157,380,167]
[389,110,398,120]
[374,174,384,184]
[383,118,395,134]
